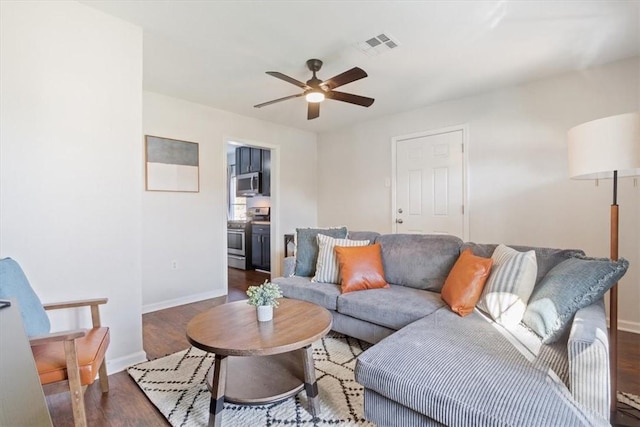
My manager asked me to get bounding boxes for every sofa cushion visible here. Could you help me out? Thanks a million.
[337,285,445,330]
[376,234,462,291]
[271,276,341,311]
[294,227,348,277]
[477,244,537,327]
[312,234,369,284]
[347,231,381,242]
[441,248,493,317]
[355,308,608,427]
[335,243,389,293]
[462,242,584,287]
[523,256,629,343]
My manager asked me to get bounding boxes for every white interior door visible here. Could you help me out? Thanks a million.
[393,128,466,238]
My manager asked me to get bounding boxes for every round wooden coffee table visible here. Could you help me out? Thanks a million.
[186,298,332,427]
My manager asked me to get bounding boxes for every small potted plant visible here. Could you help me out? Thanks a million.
[246,280,283,322]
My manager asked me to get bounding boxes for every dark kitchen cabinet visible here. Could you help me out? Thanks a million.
[235,147,271,196]
[236,147,262,175]
[251,224,270,271]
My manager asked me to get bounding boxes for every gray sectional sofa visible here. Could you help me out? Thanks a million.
[272,232,617,426]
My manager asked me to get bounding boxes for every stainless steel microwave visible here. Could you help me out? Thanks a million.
[236,172,262,197]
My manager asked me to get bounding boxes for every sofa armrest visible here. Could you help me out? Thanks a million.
[568,299,610,421]
[283,256,296,277]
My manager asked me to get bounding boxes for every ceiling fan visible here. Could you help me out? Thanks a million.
[254,59,374,120]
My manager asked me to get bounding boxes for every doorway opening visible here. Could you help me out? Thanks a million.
[225,139,278,295]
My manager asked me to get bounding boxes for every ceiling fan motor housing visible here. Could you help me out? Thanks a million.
[306,58,323,73]
[306,59,324,89]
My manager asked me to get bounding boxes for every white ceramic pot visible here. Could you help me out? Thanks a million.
[257,305,273,322]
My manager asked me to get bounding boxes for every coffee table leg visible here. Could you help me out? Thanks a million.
[209,354,227,427]
[302,345,320,417]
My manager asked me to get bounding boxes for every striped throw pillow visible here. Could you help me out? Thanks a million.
[312,234,370,284]
[477,244,537,327]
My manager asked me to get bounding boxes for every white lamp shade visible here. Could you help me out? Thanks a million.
[567,112,640,179]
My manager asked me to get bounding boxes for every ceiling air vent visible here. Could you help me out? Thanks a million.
[356,33,400,57]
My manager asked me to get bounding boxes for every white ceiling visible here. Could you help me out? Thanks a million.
[83,1,640,133]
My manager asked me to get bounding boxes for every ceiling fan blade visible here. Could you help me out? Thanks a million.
[326,91,375,107]
[322,67,367,90]
[254,93,303,108]
[307,102,320,120]
[266,71,310,90]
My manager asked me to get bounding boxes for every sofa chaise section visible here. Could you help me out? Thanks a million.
[354,307,609,427]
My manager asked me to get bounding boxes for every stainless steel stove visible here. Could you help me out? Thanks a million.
[227,220,251,270]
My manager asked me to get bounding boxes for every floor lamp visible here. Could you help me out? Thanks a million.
[567,111,640,417]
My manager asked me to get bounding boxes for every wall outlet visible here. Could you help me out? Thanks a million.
[171,260,178,270]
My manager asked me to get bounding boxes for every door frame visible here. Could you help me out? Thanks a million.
[391,124,470,240]
[223,136,280,282]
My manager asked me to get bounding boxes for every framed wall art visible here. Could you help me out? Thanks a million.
[145,135,199,192]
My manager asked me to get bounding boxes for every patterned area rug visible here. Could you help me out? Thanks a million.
[619,391,640,409]
[618,391,640,421]
[128,332,374,426]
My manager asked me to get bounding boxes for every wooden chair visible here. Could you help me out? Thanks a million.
[0,258,110,427]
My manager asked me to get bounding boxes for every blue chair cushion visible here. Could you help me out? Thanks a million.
[0,258,50,336]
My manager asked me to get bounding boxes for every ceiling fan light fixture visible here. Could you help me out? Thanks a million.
[305,90,325,103]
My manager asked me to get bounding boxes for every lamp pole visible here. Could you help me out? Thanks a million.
[609,170,618,416]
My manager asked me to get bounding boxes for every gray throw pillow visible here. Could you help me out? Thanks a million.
[294,227,348,277]
[522,256,629,343]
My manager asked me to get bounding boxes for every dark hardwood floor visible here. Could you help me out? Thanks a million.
[143,268,269,361]
[45,269,640,426]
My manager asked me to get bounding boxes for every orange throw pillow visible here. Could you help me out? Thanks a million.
[335,243,389,294]
[441,248,493,317]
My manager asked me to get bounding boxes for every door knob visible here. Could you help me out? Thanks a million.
[397,208,403,214]
[396,218,403,224]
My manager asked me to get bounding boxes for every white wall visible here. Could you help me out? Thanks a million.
[317,57,640,332]
[0,1,145,371]
[142,92,317,311]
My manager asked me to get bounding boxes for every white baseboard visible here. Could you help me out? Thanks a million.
[142,290,225,314]
[618,319,640,334]
[106,350,147,374]
[607,317,640,334]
